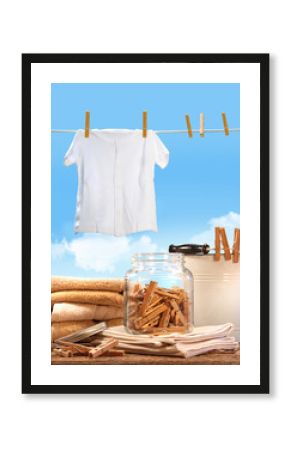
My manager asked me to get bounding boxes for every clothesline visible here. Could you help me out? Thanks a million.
[51,128,240,135]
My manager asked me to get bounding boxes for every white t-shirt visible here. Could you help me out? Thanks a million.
[64,129,169,236]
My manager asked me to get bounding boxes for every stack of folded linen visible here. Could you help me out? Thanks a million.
[51,277,125,341]
[102,323,239,358]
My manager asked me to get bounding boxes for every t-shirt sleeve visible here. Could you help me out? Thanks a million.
[64,131,81,166]
[153,132,170,169]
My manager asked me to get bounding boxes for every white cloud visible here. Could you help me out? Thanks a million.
[51,241,68,259]
[51,234,158,273]
[209,211,240,228]
[190,211,240,248]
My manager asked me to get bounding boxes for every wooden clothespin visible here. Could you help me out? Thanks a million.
[200,112,205,137]
[221,112,229,136]
[185,114,193,138]
[84,111,90,138]
[214,227,221,261]
[142,111,147,138]
[232,228,240,263]
[220,227,231,260]
[214,227,231,261]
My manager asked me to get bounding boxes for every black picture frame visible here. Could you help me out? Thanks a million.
[22,53,269,394]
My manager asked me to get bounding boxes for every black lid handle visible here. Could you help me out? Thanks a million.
[169,243,210,255]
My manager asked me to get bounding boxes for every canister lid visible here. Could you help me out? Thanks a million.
[168,243,210,255]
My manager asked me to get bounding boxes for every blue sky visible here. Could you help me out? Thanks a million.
[51,83,240,277]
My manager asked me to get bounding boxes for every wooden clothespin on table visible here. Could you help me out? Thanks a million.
[142,111,147,138]
[232,228,240,263]
[185,114,193,138]
[200,112,205,137]
[214,227,231,261]
[221,112,229,136]
[84,111,90,138]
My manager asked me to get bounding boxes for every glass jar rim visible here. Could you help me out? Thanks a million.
[131,252,184,263]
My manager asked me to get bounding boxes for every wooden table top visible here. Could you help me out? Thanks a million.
[51,348,240,365]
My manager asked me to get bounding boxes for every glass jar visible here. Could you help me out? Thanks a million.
[124,253,194,335]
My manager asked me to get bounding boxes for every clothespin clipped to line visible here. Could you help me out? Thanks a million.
[222,112,229,136]
[214,227,240,262]
[200,112,205,137]
[185,112,228,138]
[85,111,90,138]
[85,110,148,138]
[142,111,147,138]
[85,110,230,139]
[185,114,193,138]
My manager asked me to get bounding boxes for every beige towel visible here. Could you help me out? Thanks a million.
[51,290,123,307]
[106,318,124,327]
[51,320,96,342]
[51,276,124,293]
[51,303,123,322]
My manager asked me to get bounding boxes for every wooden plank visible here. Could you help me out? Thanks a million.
[52,349,240,365]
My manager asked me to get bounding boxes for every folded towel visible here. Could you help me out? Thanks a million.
[51,276,124,293]
[115,337,238,357]
[105,318,124,327]
[116,342,180,356]
[52,303,123,322]
[51,290,124,307]
[103,323,238,358]
[175,337,239,358]
[163,323,235,344]
[51,320,96,341]
[102,323,233,343]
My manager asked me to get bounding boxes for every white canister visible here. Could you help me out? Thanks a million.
[169,245,240,341]
[184,255,240,340]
